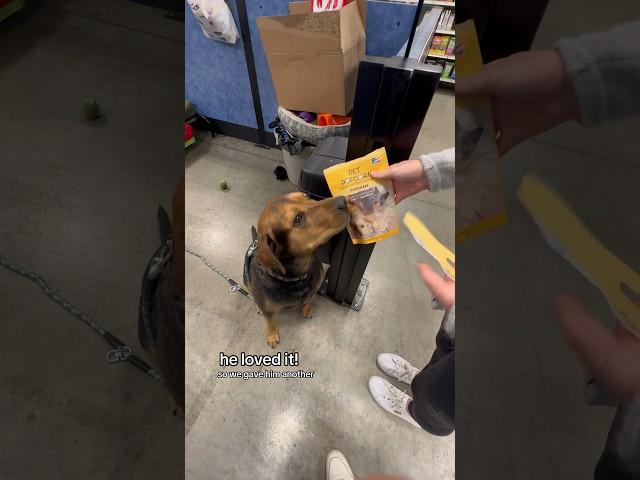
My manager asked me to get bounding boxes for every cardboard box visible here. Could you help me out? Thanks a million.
[257,0,366,116]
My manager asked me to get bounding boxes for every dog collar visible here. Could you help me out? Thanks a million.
[246,239,309,283]
[265,269,308,283]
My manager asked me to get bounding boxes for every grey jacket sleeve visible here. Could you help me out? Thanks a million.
[419,147,455,192]
[555,21,640,126]
[420,148,456,338]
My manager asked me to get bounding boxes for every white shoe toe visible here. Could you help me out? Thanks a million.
[326,449,355,480]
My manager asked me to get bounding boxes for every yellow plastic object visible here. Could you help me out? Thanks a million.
[518,174,640,338]
[403,212,455,280]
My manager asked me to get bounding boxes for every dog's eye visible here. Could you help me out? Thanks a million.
[293,214,305,226]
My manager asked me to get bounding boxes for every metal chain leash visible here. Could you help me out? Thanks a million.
[0,255,164,383]
[185,247,253,299]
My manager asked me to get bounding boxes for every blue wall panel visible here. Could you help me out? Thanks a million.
[245,0,290,133]
[185,0,257,128]
[365,1,417,57]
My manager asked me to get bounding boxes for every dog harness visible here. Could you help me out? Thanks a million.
[243,236,258,289]
[137,208,185,386]
[139,235,180,344]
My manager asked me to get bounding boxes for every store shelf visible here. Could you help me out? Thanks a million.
[427,52,455,60]
[423,0,456,89]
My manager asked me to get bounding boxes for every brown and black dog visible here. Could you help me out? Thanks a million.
[244,192,349,347]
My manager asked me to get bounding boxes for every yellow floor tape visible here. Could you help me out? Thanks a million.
[403,212,455,281]
[518,174,640,338]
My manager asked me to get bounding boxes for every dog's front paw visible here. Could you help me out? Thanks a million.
[301,303,314,319]
[266,329,280,348]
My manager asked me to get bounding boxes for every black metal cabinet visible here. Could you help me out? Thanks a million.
[325,55,441,307]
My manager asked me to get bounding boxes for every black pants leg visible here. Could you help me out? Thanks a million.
[410,313,455,436]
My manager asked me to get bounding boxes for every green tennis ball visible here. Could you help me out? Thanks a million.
[219,180,229,191]
[81,98,101,120]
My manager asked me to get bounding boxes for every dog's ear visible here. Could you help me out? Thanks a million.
[257,232,286,275]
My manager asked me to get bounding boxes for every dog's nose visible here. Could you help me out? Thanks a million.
[335,196,347,211]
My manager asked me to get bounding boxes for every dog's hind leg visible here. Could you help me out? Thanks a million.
[264,313,280,348]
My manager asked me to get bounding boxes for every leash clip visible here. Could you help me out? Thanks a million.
[148,239,173,280]
[247,240,257,258]
[106,346,132,363]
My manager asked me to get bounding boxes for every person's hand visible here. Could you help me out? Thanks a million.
[456,50,580,155]
[370,159,428,204]
[552,293,640,402]
[418,263,455,310]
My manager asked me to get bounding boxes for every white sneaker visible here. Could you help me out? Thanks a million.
[368,376,420,429]
[326,450,355,480]
[376,353,420,385]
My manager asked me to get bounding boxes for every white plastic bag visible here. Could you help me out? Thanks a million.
[188,0,239,44]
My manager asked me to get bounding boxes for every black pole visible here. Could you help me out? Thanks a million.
[404,0,425,58]
[236,0,267,146]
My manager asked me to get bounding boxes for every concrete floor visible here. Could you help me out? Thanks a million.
[456,2,640,478]
[0,2,183,479]
[185,92,455,479]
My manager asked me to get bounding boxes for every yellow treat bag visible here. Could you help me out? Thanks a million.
[323,147,400,245]
[455,20,507,242]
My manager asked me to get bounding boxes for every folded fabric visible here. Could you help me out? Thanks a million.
[278,106,350,145]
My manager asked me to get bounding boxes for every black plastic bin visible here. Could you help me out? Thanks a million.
[298,136,348,200]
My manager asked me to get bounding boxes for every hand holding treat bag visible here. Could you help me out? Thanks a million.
[323,147,400,245]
